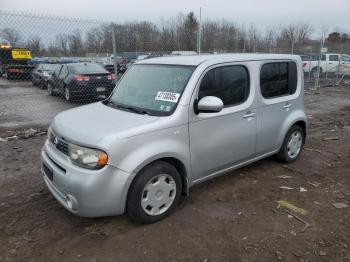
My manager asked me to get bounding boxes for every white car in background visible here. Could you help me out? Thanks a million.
[302,53,350,77]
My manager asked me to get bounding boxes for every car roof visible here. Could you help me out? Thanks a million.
[136,53,301,66]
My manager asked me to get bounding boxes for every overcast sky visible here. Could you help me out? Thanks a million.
[2,0,350,34]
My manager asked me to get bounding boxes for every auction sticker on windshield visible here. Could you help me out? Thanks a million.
[155,92,180,103]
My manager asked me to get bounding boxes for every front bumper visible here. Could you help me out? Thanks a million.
[40,140,132,217]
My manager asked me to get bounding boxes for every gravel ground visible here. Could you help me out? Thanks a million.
[0,84,350,262]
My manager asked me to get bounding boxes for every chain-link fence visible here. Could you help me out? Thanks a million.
[1,10,350,130]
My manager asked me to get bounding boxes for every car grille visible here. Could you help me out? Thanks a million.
[49,131,68,155]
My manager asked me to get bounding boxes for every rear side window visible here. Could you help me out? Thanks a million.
[329,55,339,61]
[260,62,297,99]
[199,65,250,107]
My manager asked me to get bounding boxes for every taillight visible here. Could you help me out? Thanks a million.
[73,75,89,81]
[302,62,308,67]
[107,74,116,80]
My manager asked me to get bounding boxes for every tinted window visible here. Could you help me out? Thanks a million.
[329,55,339,61]
[70,63,107,74]
[54,65,62,76]
[59,66,68,77]
[199,65,250,107]
[260,62,297,99]
[341,55,350,62]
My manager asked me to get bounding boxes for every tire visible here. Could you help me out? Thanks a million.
[64,87,74,102]
[127,161,182,224]
[4,72,11,80]
[47,83,55,96]
[277,125,305,163]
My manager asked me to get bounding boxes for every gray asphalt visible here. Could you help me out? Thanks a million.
[0,78,76,128]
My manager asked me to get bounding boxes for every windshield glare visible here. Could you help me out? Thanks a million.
[109,64,195,115]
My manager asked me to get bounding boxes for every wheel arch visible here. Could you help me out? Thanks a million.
[128,157,189,197]
[278,110,307,148]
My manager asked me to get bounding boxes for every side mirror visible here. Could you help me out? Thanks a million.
[196,96,223,113]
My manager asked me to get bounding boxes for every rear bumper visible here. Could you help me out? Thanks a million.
[40,140,132,217]
[70,84,115,97]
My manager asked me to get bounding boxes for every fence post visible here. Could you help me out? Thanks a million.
[111,23,118,77]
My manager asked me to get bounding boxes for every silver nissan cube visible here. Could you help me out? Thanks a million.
[41,54,306,224]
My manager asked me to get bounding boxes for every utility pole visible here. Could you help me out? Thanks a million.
[111,23,118,77]
[197,7,202,54]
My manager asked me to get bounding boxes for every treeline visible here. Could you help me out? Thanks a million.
[1,12,350,57]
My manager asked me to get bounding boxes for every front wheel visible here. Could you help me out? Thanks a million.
[64,87,74,102]
[277,125,304,163]
[127,161,182,224]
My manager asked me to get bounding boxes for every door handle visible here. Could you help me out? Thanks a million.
[283,103,292,109]
[243,112,255,118]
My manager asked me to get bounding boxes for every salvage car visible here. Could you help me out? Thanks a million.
[31,63,59,88]
[41,54,306,223]
[47,63,116,101]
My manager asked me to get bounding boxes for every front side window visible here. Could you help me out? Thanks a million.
[59,66,68,78]
[54,65,62,76]
[107,64,195,116]
[198,65,250,107]
[260,62,297,99]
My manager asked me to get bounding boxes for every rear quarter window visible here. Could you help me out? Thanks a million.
[260,61,297,99]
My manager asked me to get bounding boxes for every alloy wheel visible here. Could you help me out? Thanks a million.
[287,130,302,159]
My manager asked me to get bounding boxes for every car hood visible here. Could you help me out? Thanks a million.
[51,102,159,147]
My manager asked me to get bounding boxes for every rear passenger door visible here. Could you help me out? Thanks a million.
[189,64,256,182]
[256,61,298,155]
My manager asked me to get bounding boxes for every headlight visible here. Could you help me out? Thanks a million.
[68,143,108,170]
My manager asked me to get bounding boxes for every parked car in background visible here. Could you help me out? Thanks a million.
[302,53,350,77]
[99,56,127,75]
[41,54,306,224]
[31,63,59,88]
[47,62,116,102]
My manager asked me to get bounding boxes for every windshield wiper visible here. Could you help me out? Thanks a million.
[104,100,150,115]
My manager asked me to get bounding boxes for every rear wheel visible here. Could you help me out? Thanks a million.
[277,125,304,163]
[127,161,182,224]
[47,83,55,96]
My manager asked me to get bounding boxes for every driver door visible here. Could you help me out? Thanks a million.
[189,64,256,182]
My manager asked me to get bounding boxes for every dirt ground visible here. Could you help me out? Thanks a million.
[0,84,350,262]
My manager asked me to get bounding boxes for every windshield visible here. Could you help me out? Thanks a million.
[107,64,195,116]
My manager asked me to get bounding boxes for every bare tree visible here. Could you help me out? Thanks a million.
[281,24,300,54]
[0,28,22,46]
[25,36,43,55]
[67,30,84,56]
